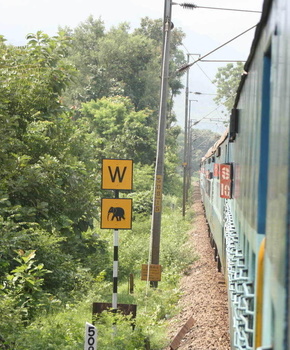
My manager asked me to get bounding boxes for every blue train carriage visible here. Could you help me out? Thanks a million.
[200,128,229,272]
[228,0,290,348]
[200,0,290,348]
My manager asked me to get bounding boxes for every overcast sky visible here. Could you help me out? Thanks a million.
[0,0,264,132]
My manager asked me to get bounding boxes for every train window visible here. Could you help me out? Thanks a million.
[229,109,239,142]
[257,45,271,234]
[225,145,228,162]
[251,251,256,281]
[216,147,221,157]
[206,179,211,196]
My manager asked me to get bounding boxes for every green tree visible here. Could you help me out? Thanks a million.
[213,62,244,113]
[96,23,161,111]
[61,16,107,105]
[63,17,186,113]
[0,32,99,234]
[134,17,186,107]
[79,96,157,164]
[0,32,109,299]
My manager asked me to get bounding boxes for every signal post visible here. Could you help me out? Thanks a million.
[100,159,133,311]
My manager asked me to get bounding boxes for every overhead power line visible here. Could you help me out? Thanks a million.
[177,24,258,73]
[200,60,246,63]
[173,2,262,13]
[178,2,261,13]
[192,94,235,126]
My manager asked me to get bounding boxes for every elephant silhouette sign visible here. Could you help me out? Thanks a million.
[107,207,125,221]
[101,198,132,229]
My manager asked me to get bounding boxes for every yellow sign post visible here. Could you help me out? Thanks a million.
[141,264,162,282]
[102,159,133,190]
[100,159,134,313]
[101,198,132,230]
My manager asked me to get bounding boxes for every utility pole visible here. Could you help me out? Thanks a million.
[186,100,197,198]
[182,53,190,217]
[182,54,199,216]
[150,0,172,288]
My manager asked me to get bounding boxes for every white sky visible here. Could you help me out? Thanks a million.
[0,0,264,132]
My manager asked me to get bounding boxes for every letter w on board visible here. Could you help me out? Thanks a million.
[102,159,133,190]
[108,166,127,183]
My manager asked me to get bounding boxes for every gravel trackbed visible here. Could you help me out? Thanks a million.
[164,185,230,350]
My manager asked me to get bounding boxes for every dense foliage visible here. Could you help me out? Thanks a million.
[213,62,244,114]
[0,15,190,348]
[62,16,186,113]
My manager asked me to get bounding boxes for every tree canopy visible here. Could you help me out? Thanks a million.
[0,11,187,326]
[62,17,186,113]
[0,15,189,348]
[213,62,244,113]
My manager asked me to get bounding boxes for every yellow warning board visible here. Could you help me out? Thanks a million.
[101,198,132,229]
[102,159,133,190]
[141,264,162,281]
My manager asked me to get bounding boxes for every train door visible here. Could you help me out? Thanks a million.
[255,43,272,349]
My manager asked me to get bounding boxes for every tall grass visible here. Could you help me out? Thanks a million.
[6,196,197,349]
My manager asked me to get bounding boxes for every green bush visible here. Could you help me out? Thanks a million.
[0,192,197,349]
[94,311,147,349]
[1,250,53,320]
[13,304,87,350]
[128,190,153,216]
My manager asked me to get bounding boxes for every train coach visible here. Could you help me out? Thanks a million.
[199,0,290,349]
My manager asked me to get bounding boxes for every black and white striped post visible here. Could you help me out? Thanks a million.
[112,190,119,311]
[112,228,119,310]
[101,159,133,312]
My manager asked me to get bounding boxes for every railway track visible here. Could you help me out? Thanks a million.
[165,184,230,350]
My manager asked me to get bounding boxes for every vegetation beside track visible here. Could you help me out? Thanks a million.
[0,18,217,349]
[2,204,196,349]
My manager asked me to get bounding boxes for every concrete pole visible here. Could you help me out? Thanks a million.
[182,54,190,217]
[187,119,193,197]
[186,100,197,200]
[150,0,172,288]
